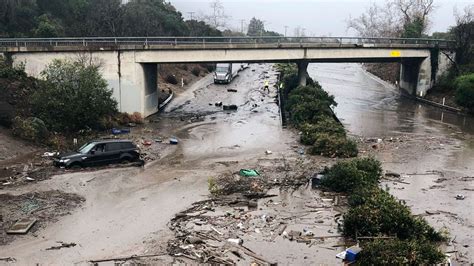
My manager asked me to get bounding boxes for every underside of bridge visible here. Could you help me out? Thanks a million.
[2,45,455,116]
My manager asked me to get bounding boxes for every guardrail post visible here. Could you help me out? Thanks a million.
[175,38,177,46]
[115,38,117,45]
[145,38,148,46]
[83,39,85,46]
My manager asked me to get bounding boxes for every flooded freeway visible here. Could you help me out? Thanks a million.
[310,63,474,263]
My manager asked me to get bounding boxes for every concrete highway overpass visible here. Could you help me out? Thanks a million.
[0,37,455,116]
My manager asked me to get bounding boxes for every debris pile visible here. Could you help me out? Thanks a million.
[166,161,347,264]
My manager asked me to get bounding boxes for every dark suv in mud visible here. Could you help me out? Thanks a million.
[54,140,140,169]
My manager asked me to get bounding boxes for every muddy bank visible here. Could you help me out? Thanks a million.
[0,190,84,246]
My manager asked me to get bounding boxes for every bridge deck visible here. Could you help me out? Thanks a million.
[0,36,454,53]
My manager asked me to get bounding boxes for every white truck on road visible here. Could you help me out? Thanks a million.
[214,63,246,84]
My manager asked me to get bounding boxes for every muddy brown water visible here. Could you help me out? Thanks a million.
[309,63,474,263]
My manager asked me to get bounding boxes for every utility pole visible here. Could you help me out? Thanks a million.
[284,26,288,37]
[302,28,306,37]
[240,19,245,34]
[187,12,195,20]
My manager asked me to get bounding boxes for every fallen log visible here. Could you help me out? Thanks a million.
[90,253,167,264]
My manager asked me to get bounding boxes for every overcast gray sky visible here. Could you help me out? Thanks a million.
[169,0,472,36]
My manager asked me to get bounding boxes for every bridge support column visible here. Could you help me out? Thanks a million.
[297,61,309,86]
[399,57,432,97]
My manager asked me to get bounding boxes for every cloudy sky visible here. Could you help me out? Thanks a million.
[169,0,472,36]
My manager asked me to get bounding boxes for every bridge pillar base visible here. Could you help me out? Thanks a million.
[297,61,309,86]
[399,57,432,97]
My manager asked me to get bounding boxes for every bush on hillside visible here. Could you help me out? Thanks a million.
[0,59,27,80]
[165,74,178,85]
[455,73,474,112]
[30,59,117,132]
[191,67,201,76]
[11,116,49,142]
[357,239,445,265]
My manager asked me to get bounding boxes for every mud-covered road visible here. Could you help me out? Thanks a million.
[0,64,308,264]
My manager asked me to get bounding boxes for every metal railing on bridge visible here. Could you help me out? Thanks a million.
[0,36,454,49]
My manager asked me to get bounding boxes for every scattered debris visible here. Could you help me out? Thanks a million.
[239,169,260,177]
[215,102,223,107]
[345,246,362,262]
[142,140,153,146]
[6,219,37,234]
[0,257,16,262]
[385,171,401,178]
[42,152,58,158]
[223,105,238,111]
[89,253,168,264]
[265,150,272,155]
[170,138,179,145]
[46,241,77,250]
[112,128,131,135]
[425,210,441,215]
[455,194,465,200]
[227,89,238,92]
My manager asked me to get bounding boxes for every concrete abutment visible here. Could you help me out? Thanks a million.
[297,61,309,86]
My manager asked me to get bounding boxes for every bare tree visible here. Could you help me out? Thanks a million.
[201,0,229,29]
[347,0,436,38]
[347,1,402,37]
[396,0,435,32]
[454,4,474,25]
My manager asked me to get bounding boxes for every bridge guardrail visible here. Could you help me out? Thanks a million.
[0,36,455,49]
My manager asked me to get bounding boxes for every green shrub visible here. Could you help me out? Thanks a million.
[165,74,178,84]
[454,73,474,112]
[11,116,49,142]
[343,188,444,241]
[191,67,201,76]
[300,118,346,145]
[286,85,337,126]
[309,133,358,158]
[357,239,445,265]
[321,157,382,192]
[30,59,118,132]
[0,60,27,80]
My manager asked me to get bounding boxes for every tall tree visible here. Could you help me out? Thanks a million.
[247,17,264,36]
[451,5,474,72]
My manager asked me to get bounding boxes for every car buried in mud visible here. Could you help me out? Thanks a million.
[54,140,141,169]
